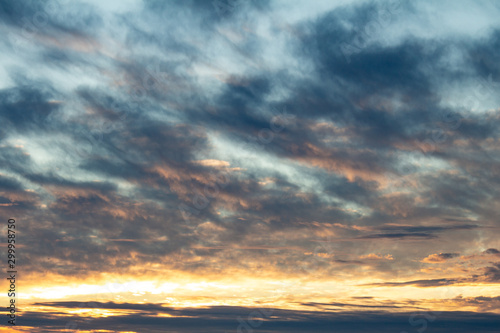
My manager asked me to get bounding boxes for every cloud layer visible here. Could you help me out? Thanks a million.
[1,0,500,331]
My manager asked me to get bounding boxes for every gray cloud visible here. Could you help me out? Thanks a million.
[10,302,500,333]
[0,0,499,305]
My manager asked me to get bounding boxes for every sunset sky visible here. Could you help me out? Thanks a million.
[1,0,500,332]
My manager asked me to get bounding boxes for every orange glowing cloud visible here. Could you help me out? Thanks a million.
[193,159,230,167]
[421,253,460,263]
[359,253,394,260]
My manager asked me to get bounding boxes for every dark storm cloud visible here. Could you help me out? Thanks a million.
[285,5,433,127]
[483,262,500,282]
[468,29,500,81]
[10,302,500,333]
[0,85,60,130]
[0,0,51,29]
[191,76,275,133]
[0,174,23,191]
[483,248,500,255]
[0,146,33,179]
[272,3,500,170]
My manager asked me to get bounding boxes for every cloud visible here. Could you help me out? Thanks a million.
[453,295,500,312]
[0,85,61,131]
[483,248,500,255]
[366,278,463,287]
[359,253,394,260]
[0,0,499,313]
[483,262,500,282]
[421,253,460,263]
[11,302,500,333]
[356,232,437,240]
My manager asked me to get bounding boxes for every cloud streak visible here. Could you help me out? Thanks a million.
[1,0,500,331]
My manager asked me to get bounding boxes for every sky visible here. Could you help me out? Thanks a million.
[0,0,500,332]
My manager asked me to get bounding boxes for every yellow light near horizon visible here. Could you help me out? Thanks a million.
[14,272,500,315]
